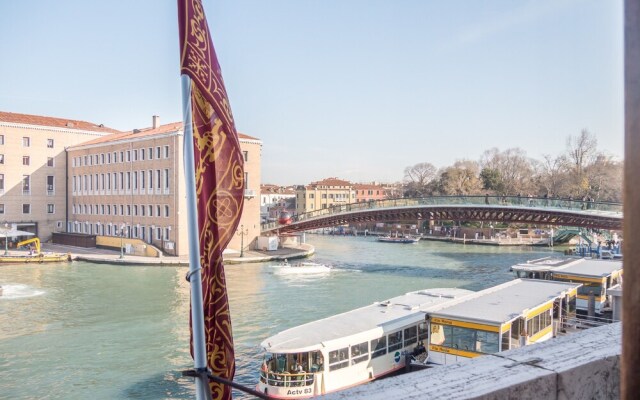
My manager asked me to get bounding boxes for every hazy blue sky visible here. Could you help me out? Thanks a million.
[0,0,623,185]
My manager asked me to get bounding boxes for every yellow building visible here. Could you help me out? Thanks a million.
[0,111,118,239]
[295,177,356,215]
[67,116,262,256]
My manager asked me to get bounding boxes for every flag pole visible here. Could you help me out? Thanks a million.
[181,74,212,400]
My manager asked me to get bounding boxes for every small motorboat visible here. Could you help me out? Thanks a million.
[272,260,332,274]
[377,234,420,244]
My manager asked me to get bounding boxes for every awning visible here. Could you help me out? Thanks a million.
[0,230,36,238]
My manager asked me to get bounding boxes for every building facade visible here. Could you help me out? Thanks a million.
[260,184,296,222]
[67,116,262,256]
[353,183,388,203]
[0,111,118,239]
[295,177,355,215]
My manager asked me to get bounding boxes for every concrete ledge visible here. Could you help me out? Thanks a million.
[322,323,621,400]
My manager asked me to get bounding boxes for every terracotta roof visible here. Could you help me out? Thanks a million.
[307,177,352,188]
[0,111,121,134]
[69,121,260,148]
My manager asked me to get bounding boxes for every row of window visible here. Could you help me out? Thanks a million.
[0,203,55,214]
[72,146,170,167]
[298,193,354,200]
[72,169,170,193]
[526,310,552,337]
[69,221,171,241]
[8,136,55,148]
[430,324,500,354]
[0,174,56,195]
[328,323,428,371]
[0,155,55,166]
[73,203,171,218]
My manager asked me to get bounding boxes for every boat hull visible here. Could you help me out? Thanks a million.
[0,254,71,264]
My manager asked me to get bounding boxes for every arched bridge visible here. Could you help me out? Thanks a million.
[261,195,623,234]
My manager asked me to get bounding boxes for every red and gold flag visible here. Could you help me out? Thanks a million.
[178,0,244,398]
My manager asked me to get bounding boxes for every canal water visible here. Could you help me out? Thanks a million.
[0,235,556,399]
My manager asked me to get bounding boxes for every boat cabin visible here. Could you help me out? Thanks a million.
[257,288,474,398]
[427,279,580,365]
[510,258,623,317]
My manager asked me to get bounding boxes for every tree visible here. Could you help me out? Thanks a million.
[479,147,535,195]
[437,160,482,195]
[403,162,437,196]
[480,167,504,193]
[566,129,598,175]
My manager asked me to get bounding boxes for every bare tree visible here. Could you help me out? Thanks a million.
[566,129,598,174]
[403,162,437,196]
[479,147,535,195]
[438,160,482,195]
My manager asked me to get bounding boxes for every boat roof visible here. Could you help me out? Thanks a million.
[429,279,581,326]
[510,257,622,278]
[260,288,474,353]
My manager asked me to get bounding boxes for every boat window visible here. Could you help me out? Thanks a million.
[526,310,552,338]
[329,348,349,371]
[388,331,403,352]
[577,282,604,297]
[351,342,368,364]
[311,351,324,373]
[567,295,577,314]
[501,330,510,351]
[418,322,428,342]
[430,324,499,354]
[371,336,387,358]
[404,326,418,347]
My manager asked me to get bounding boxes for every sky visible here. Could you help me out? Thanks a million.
[0,0,624,186]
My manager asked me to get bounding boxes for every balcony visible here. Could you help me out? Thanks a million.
[244,189,256,198]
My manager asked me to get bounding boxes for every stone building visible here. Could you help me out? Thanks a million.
[295,177,355,215]
[0,111,118,239]
[67,116,262,256]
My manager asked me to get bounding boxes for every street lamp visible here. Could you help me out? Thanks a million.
[3,223,9,256]
[237,224,249,257]
[119,223,126,259]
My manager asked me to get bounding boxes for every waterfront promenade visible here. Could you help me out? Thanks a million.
[26,242,315,266]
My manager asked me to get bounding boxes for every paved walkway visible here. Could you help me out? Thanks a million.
[36,242,314,266]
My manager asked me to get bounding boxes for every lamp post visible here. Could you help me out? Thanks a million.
[119,223,125,259]
[237,224,249,257]
[3,223,9,256]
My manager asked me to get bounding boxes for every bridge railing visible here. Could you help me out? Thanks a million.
[261,195,623,231]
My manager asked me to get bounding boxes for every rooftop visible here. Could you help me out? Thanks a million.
[0,111,121,134]
[429,279,581,325]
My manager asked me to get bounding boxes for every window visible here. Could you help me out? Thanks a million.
[94,155,98,165]
[22,175,30,194]
[127,205,131,216]
[156,227,162,240]
[156,169,161,189]
[156,205,161,217]
[0,135,4,145]
[328,348,349,371]
[133,171,138,190]
[418,322,428,342]
[148,147,153,160]
[84,155,88,165]
[141,170,145,189]
[141,206,146,216]
[126,150,131,162]
[47,204,55,214]
[126,172,131,190]
[164,169,169,189]
[0,154,4,164]
[108,153,112,164]
[133,149,138,161]
[47,176,54,194]
[148,170,153,189]
[47,157,54,167]
[140,149,145,161]
[164,145,169,158]
[243,150,248,161]
[164,205,170,217]
[430,324,499,354]
[101,153,105,164]
[371,336,387,358]
[164,227,170,240]
[148,205,153,216]
[23,156,30,165]
[101,205,105,215]
[388,331,403,352]
[0,204,4,214]
[22,204,31,214]
[134,205,138,216]
[120,205,124,215]
[47,138,54,148]
[0,174,4,192]
[119,151,124,163]
[351,341,368,364]
[404,326,418,347]
[156,146,161,159]
[119,172,124,190]
[22,137,30,147]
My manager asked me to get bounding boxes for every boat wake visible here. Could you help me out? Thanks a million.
[0,283,45,300]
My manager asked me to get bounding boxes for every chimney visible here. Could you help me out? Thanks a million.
[152,115,160,129]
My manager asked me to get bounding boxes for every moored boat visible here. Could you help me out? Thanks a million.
[256,288,474,398]
[377,235,420,244]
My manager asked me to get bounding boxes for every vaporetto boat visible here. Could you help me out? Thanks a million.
[256,288,474,398]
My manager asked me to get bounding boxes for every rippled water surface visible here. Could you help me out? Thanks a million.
[0,235,556,399]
